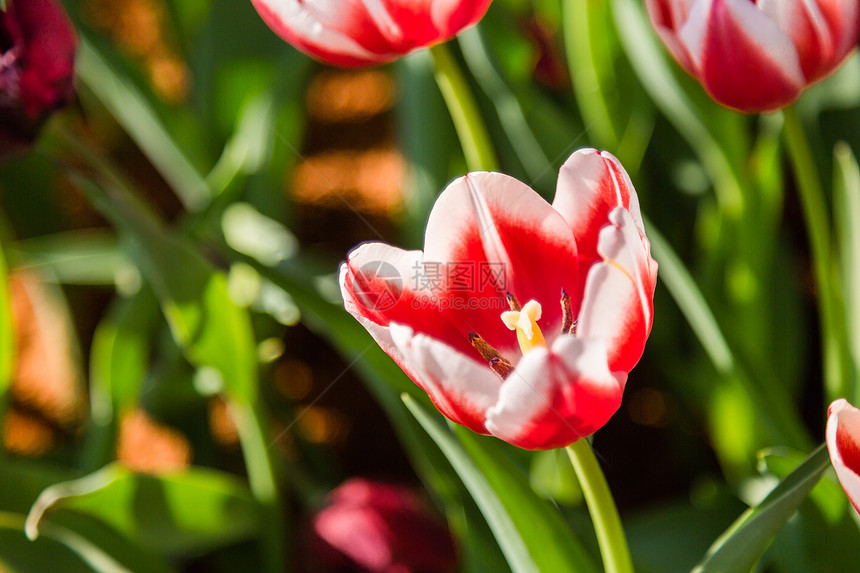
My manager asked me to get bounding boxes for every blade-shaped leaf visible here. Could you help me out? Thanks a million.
[71,172,257,405]
[0,241,11,401]
[26,463,259,556]
[692,444,830,572]
[403,394,598,573]
[83,289,160,470]
[834,141,860,402]
[76,35,211,211]
[6,230,130,286]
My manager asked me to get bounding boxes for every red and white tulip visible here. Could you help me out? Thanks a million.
[645,0,860,112]
[340,149,657,450]
[249,0,493,67]
[826,399,860,514]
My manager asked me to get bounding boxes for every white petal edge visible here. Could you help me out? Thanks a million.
[678,0,805,85]
[577,208,654,354]
[827,398,860,513]
[389,322,501,428]
[252,0,380,61]
[485,336,625,445]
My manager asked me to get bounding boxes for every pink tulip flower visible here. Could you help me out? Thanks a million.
[311,478,457,573]
[645,0,860,112]
[0,0,77,156]
[340,149,657,450]
[249,0,493,67]
[826,399,860,514]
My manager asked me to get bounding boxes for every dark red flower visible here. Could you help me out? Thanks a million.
[311,479,457,573]
[1,0,77,156]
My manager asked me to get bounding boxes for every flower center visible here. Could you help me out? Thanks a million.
[501,299,547,354]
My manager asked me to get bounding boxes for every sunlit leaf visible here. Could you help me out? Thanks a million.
[76,35,211,211]
[6,231,131,286]
[404,394,598,573]
[693,445,830,572]
[26,463,259,556]
[71,173,257,404]
[0,241,12,401]
[834,141,860,401]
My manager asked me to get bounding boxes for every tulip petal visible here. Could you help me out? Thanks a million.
[389,322,501,434]
[423,172,580,351]
[577,208,657,373]
[645,0,698,74]
[340,242,475,358]
[679,0,805,111]
[250,0,388,66]
[552,149,643,265]
[485,336,626,450]
[758,0,839,81]
[251,0,492,66]
[826,399,860,514]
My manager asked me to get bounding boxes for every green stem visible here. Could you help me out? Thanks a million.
[429,42,498,172]
[566,440,633,573]
[783,105,847,402]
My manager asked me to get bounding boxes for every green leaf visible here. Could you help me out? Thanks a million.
[0,241,12,401]
[692,444,830,572]
[834,141,860,403]
[759,448,846,524]
[72,173,258,405]
[530,449,582,506]
[646,218,810,451]
[611,0,745,213]
[246,256,510,572]
[6,230,131,286]
[0,512,131,573]
[25,463,259,556]
[76,35,211,212]
[83,290,160,470]
[403,394,598,573]
[89,290,159,423]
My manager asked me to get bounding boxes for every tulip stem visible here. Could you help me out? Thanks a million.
[566,440,633,573]
[783,105,847,402]
[429,42,499,172]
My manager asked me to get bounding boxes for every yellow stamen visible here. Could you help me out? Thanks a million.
[501,299,547,354]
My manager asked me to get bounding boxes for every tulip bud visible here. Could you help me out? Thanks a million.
[645,0,860,112]
[309,478,457,573]
[0,0,77,157]
[249,0,493,67]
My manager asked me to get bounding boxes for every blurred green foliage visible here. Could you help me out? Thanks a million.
[0,0,857,571]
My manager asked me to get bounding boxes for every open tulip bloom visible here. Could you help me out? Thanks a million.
[340,149,657,450]
[827,399,860,514]
[646,0,860,112]
[249,0,494,67]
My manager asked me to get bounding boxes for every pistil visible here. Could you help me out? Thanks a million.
[501,299,547,354]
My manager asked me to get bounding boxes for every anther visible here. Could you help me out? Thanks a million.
[489,357,513,378]
[506,292,521,312]
[561,289,576,334]
[468,332,513,379]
